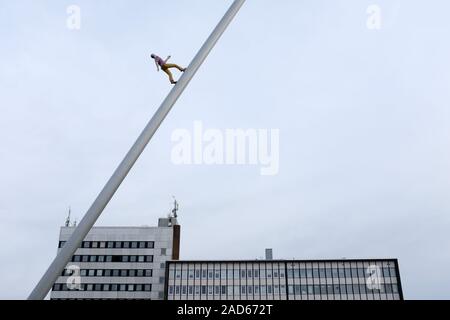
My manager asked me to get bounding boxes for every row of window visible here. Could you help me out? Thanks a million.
[71,255,153,263]
[172,267,396,280]
[62,269,152,277]
[173,269,284,280]
[286,267,397,279]
[53,283,152,292]
[59,241,155,249]
[168,283,400,298]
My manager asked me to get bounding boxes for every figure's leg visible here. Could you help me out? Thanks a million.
[165,63,186,72]
[162,66,176,84]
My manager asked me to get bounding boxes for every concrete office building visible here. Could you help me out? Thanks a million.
[165,257,403,300]
[50,215,180,300]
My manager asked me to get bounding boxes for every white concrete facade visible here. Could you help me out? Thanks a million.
[50,218,178,300]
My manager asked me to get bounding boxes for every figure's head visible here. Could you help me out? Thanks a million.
[150,54,156,59]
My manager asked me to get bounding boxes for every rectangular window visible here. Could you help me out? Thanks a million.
[104,270,111,277]
[145,255,153,262]
[98,255,105,263]
[195,286,200,295]
[129,256,137,262]
[129,269,136,277]
[80,269,87,277]
[131,241,138,249]
[82,255,89,262]
[137,270,144,277]
[389,268,397,278]
[136,284,143,292]
[94,284,102,291]
[106,256,112,262]
[120,270,127,277]
[112,269,120,277]
[119,284,127,291]
[107,242,114,248]
[345,268,352,278]
[215,286,220,295]
[138,256,145,262]
[91,242,98,248]
[188,286,193,295]
[353,284,360,295]
[359,284,367,294]
[86,284,93,291]
[314,285,320,295]
[147,241,154,249]
[139,241,146,249]
[340,285,346,295]
[115,241,122,249]
[112,255,122,263]
[89,256,97,263]
[346,284,353,295]
[319,268,326,279]
[208,286,213,295]
[301,285,307,295]
[332,268,339,278]
[111,284,118,291]
[201,286,207,295]
[128,284,134,292]
[82,241,90,248]
[145,269,152,277]
[99,241,106,248]
[122,256,129,263]
[122,241,130,248]
[327,285,333,295]
[96,269,103,277]
[313,269,319,278]
[195,270,200,279]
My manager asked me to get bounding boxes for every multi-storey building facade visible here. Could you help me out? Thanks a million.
[165,259,403,300]
[50,216,180,300]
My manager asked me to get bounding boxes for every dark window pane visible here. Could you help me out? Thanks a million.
[111,255,121,263]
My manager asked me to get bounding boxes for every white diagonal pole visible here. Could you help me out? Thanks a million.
[28,0,246,300]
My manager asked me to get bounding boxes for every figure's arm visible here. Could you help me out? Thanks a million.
[155,60,160,72]
[165,55,172,64]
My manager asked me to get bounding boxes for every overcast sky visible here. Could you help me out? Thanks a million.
[1,0,449,300]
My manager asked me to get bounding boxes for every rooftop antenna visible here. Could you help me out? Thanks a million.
[172,196,179,218]
[65,207,71,227]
